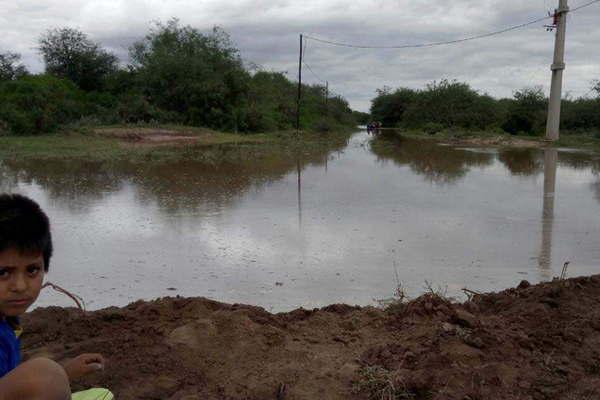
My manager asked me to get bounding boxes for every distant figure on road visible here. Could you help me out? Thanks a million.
[367,121,381,135]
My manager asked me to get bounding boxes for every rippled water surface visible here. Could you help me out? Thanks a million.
[2,131,600,311]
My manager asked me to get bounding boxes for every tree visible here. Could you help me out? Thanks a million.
[501,87,547,135]
[129,19,249,130]
[39,28,118,91]
[403,80,499,129]
[0,75,82,135]
[0,52,28,81]
[370,87,416,127]
[245,71,296,131]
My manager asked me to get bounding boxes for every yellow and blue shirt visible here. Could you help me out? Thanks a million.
[0,317,21,378]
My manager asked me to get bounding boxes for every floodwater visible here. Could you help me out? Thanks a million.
[2,130,600,311]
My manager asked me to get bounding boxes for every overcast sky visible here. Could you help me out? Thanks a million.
[1,0,599,111]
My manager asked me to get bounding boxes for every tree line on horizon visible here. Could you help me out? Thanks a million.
[0,20,356,135]
[370,79,600,136]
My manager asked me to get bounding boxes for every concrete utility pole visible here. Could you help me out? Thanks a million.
[545,0,569,141]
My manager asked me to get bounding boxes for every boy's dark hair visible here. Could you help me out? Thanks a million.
[0,194,53,271]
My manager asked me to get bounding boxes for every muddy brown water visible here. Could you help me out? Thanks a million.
[2,131,600,311]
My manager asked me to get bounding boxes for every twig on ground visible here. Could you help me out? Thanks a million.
[560,261,571,280]
[276,383,287,400]
[42,282,86,311]
[462,288,482,301]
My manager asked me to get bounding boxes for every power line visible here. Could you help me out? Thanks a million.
[581,86,598,98]
[302,61,326,84]
[304,0,600,49]
[571,0,600,12]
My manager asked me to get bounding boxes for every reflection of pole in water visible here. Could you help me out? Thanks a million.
[297,156,302,228]
[538,148,557,278]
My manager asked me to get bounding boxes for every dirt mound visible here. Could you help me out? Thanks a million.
[446,135,545,149]
[94,128,201,144]
[21,275,600,399]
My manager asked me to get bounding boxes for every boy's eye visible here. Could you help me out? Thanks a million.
[0,268,8,278]
[27,266,41,276]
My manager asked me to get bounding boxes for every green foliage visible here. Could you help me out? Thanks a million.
[370,80,500,130]
[352,110,370,125]
[422,122,445,135]
[244,71,356,133]
[130,19,250,131]
[562,98,600,131]
[370,81,600,138]
[501,87,547,135]
[371,87,415,127]
[403,80,500,129]
[0,52,28,81]
[244,71,296,132]
[1,23,357,136]
[39,28,119,92]
[0,75,83,135]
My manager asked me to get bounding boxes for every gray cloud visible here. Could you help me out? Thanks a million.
[1,0,599,111]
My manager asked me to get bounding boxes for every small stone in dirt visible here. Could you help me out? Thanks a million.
[463,334,484,349]
[540,297,559,308]
[441,322,456,333]
[453,309,479,328]
[518,280,531,289]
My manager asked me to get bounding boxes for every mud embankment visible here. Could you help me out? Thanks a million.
[21,275,600,399]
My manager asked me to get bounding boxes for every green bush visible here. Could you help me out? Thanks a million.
[562,98,600,131]
[39,28,118,92]
[423,122,444,135]
[130,20,250,130]
[0,75,83,135]
[370,80,500,131]
[0,24,359,135]
[370,87,416,127]
[501,87,547,135]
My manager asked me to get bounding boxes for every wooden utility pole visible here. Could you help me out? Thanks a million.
[545,0,569,141]
[325,81,329,105]
[296,34,303,132]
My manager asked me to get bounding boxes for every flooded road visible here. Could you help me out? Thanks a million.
[2,130,600,311]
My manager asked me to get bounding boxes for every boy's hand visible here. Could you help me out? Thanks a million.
[62,353,105,381]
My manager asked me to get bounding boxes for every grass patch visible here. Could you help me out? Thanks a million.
[354,365,428,400]
[0,124,354,162]
[378,128,600,151]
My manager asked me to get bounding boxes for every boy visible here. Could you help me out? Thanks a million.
[0,194,113,400]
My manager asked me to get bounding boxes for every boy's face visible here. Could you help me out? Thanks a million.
[0,247,44,317]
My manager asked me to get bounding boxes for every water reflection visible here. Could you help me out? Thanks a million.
[297,155,302,229]
[2,131,600,311]
[0,160,123,213]
[371,135,494,184]
[498,149,543,176]
[592,181,600,203]
[0,141,347,218]
[538,149,558,278]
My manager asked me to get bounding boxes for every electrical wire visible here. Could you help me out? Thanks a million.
[303,0,600,49]
[581,86,597,98]
[303,61,326,84]
[571,0,600,12]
